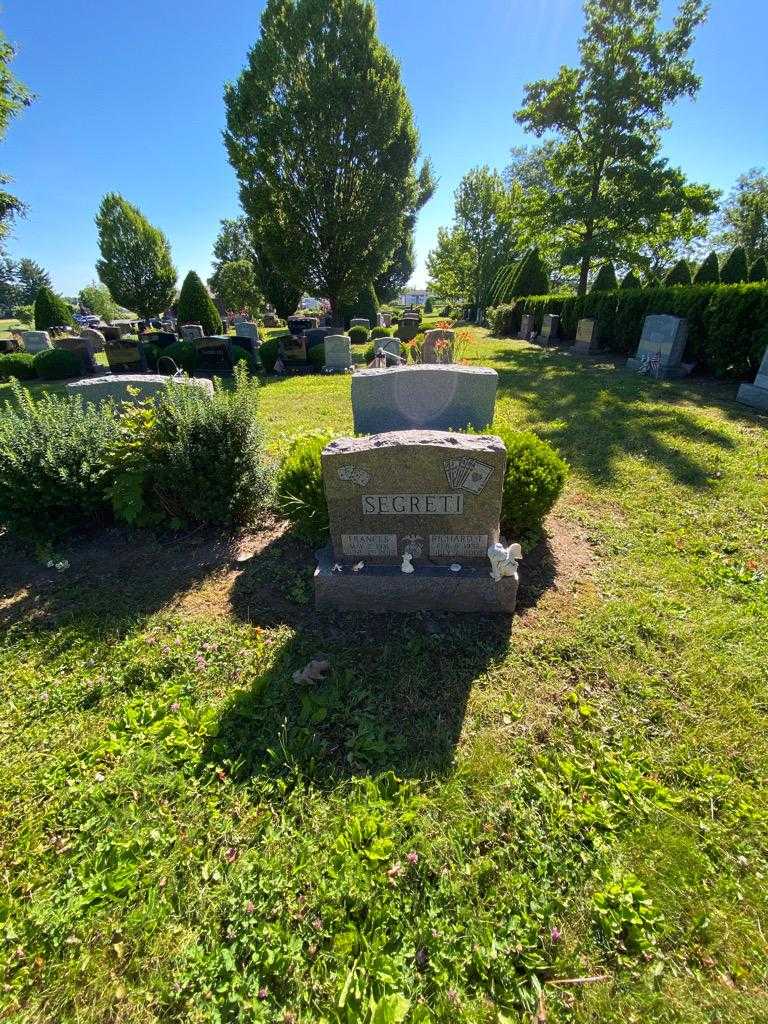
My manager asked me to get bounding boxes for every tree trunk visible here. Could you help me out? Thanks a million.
[578,250,591,298]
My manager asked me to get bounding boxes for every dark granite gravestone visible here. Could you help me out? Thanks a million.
[540,314,560,343]
[422,329,455,364]
[53,336,98,374]
[573,318,601,354]
[287,316,318,337]
[105,339,148,374]
[352,365,497,434]
[280,335,308,366]
[314,430,518,613]
[305,327,332,350]
[181,324,204,342]
[195,336,234,375]
[626,315,691,379]
[736,345,768,412]
[397,318,420,342]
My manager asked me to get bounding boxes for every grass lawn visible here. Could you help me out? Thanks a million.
[1,332,767,1023]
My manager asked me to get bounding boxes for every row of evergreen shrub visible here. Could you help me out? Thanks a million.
[0,348,83,381]
[487,282,768,378]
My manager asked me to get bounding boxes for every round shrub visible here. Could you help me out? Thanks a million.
[231,346,259,374]
[493,424,568,537]
[160,340,197,374]
[0,352,36,380]
[274,432,333,542]
[33,348,82,380]
[348,325,369,345]
[34,287,74,331]
[370,326,391,339]
[258,334,291,374]
[0,381,118,540]
[142,342,161,371]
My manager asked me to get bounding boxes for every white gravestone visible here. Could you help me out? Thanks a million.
[573,318,600,354]
[22,330,53,354]
[181,324,204,342]
[324,334,353,371]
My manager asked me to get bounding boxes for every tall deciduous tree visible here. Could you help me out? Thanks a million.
[224,0,421,321]
[715,168,768,262]
[0,32,33,246]
[375,161,436,304]
[515,0,718,296]
[95,194,177,318]
[214,259,262,314]
[425,226,475,303]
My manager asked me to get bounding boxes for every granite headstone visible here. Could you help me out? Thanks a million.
[736,345,768,412]
[518,314,536,340]
[573,318,601,354]
[626,315,691,379]
[21,330,53,354]
[422,329,455,364]
[324,334,353,371]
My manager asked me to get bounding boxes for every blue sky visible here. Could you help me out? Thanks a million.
[3,0,767,296]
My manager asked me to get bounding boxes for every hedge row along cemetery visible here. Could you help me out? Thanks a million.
[0,0,767,1022]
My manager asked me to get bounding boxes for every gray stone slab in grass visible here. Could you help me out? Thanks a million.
[66,374,214,404]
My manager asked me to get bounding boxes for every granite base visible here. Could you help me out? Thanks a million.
[314,545,517,614]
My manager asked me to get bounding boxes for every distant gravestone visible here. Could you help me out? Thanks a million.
[380,337,401,366]
[67,374,213,405]
[626,315,691,379]
[736,346,768,412]
[105,338,147,374]
[181,324,204,342]
[422,329,455,364]
[100,325,123,343]
[234,320,260,346]
[379,312,393,327]
[81,327,106,350]
[305,327,331,350]
[53,336,98,374]
[287,316,318,336]
[195,336,234,375]
[21,330,52,354]
[324,334,353,371]
[315,430,517,613]
[573,318,601,354]
[350,318,371,330]
[262,312,279,328]
[352,364,497,434]
[540,314,560,343]
[397,318,420,342]
[518,314,536,340]
[279,335,307,366]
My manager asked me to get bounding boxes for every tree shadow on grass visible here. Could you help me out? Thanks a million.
[491,344,739,489]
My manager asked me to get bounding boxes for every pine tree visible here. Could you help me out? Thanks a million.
[664,259,692,286]
[620,269,642,289]
[591,263,618,291]
[693,251,720,284]
[34,287,74,331]
[177,271,222,335]
[502,248,549,299]
[646,274,661,289]
[749,255,768,282]
[720,246,749,284]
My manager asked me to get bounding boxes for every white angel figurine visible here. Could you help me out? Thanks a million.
[400,552,415,574]
[487,542,522,582]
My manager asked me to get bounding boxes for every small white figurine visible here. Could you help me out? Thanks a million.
[400,552,415,574]
[332,563,343,573]
[487,542,522,582]
[450,563,462,573]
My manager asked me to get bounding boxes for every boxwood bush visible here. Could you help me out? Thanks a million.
[274,432,334,542]
[34,348,82,380]
[492,424,568,537]
[0,352,36,380]
[0,381,118,539]
[370,326,391,339]
[348,325,368,344]
[160,340,197,374]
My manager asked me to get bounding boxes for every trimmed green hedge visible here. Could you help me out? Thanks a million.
[488,282,768,378]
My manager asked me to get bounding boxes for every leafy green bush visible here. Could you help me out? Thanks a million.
[142,342,160,371]
[160,340,197,374]
[0,381,118,539]
[33,348,82,380]
[620,270,642,289]
[348,325,368,344]
[274,432,333,542]
[424,297,433,313]
[231,346,259,374]
[339,283,379,328]
[591,263,618,291]
[177,270,222,336]
[307,344,325,369]
[720,247,749,285]
[493,424,568,537]
[0,352,36,380]
[694,252,720,285]
[110,366,271,528]
[257,335,291,374]
[33,287,74,331]
[370,326,391,339]
[14,303,34,325]
[664,260,692,286]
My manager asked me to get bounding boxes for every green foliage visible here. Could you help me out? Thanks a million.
[109,366,271,529]
[78,282,122,320]
[348,325,369,345]
[720,246,750,285]
[257,334,291,374]
[33,348,81,380]
[274,431,333,541]
[515,0,716,294]
[750,255,768,282]
[231,346,260,375]
[0,381,117,538]
[493,247,550,304]
[0,351,35,379]
[664,259,692,286]
[423,297,433,314]
[13,302,34,325]
[693,251,720,285]
[33,286,74,331]
[307,343,325,369]
[177,271,222,336]
[591,263,618,292]
[340,283,379,329]
[225,0,421,317]
[370,326,391,339]
[620,269,642,289]
[375,161,436,304]
[212,259,261,314]
[715,167,768,262]
[160,340,197,374]
[0,32,34,243]
[493,423,568,537]
[592,872,663,957]
[3,257,51,306]
[95,193,177,318]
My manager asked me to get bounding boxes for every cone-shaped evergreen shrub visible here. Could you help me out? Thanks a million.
[424,297,433,313]
[664,260,692,286]
[177,271,222,336]
[34,287,74,331]
[645,274,661,288]
[510,248,549,298]
[591,263,618,292]
[749,255,767,282]
[720,246,749,285]
[693,251,720,285]
[620,269,642,290]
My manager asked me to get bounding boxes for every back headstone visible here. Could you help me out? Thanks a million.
[540,314,560,343]
[350,318,371,330]
[195,336,234,375]
[263,312,279,328]
[233,320,260,346]
[736,345,768,412]
[105,338,147,374]
[518,314,536,340]
[181,324,204,342]
[22,330,53,354]
[379,312,393,327]
[381,337,401,366]
[352,364,497,434]
[67,374,213,405]
[397,318,420,342]
[573,318,601,354]
[315,430,517,613]
[626,315,691,379]
[101,325,123,343]
[305,327,331,350]
[422,329,455,364]
[81,327,106,351]
[323,334,353,372]
[53,336,98,374]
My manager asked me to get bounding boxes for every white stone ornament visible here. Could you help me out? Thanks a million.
[450,563,462,573]
[400,552,415,574]
[487,542,522,582]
